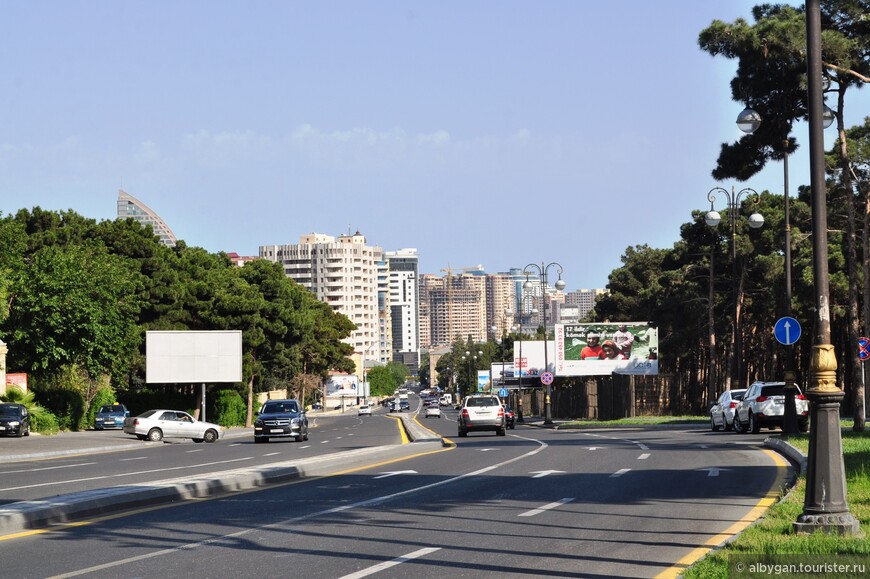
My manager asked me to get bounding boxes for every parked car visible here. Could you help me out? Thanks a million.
[123,409,222,443]
[734,381,809,434]
[254,399,309,443]
[502,405,516,429]
[709,389,746,431]
[424,405,441,418]
[0,403,30,437]
[458,394,506,437]
[94,403,130,430]
[358,404,372,416]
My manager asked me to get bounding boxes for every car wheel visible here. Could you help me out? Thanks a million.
[295,434,304,442]
[458,427,467,437]
[749,412,760,434]
[303,430,309,441]
[203,429,218,443]
[255,436,268,443]
[24,423,30,437]
[497,427,506,436]
[733,414,744,433]
[799,421,809,433]
[710,414,720,432]
[147,428,163,442]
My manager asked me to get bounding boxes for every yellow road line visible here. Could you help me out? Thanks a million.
[655,449,788,578]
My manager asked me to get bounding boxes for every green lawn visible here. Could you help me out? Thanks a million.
[682,430,870,578]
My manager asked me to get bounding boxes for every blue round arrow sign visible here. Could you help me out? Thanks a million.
[774,316,801,346]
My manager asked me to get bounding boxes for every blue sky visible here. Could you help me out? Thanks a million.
[2,1,868,290]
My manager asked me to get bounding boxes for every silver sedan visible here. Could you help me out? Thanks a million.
[123,409,223,443]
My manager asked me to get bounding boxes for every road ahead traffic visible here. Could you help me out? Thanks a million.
[0,398,793,578]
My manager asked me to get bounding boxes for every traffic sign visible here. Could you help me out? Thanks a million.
[499,388,509,398]
[541,372,554,385]
[859,337,870,361]
[774,316,801,346]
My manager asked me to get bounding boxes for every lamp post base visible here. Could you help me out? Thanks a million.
[795,347,860,535]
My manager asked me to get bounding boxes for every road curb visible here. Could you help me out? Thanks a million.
[764,437,807,476]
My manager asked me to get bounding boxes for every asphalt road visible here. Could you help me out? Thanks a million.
[0,404,796,579]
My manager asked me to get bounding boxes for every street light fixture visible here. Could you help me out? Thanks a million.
[523,262,566,425]
[705,187,764,392]
[736,96,834,434]
[462,349,484,396]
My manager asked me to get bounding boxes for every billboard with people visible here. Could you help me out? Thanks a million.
[555,322,658,376]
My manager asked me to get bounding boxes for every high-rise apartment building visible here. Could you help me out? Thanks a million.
[419,272,488,348]
[376,257,393,366]
[386,249,419,372]
[260,232,382,359]
[116,189,177,247]
[565,288,608,320]
[486,273,515,340]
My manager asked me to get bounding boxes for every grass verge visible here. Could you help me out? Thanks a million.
[682,430,870,578]
[559,416,708,428]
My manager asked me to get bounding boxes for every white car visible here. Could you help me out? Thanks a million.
[734,381,809,434]
[709,389,746,431]
[123,409,222,443]
[424,405,441,418]
[358,404,372,416]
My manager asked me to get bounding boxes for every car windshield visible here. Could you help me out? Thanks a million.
[466,398,498,407]
[0,405,23,417]
[263,402,298,414]
[760,385,787,396]
[732,393,745,401]
[99,405,126,414]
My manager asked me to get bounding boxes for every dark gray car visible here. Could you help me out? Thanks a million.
[254,399,309,443]
[0,403,31,437]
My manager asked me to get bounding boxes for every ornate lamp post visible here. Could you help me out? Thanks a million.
[705,187,764,392]
[794,0,858,534]
[462,349,484,396]
[737,90,834,434]
[523,262,566,425]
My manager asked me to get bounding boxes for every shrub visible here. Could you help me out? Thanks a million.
[34,388,86,431]
[30,410,60,435]
[210,388,247,427]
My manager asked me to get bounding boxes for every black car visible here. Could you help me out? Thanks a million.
[0,403,31,437]
[254,399,309,443]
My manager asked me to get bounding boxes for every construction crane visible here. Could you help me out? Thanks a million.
[439,264,484,344]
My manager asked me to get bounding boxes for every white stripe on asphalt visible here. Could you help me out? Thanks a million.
[338,547,442,579]
[611,468,631,477]
[638,453,650,460]
[518,498,575,517]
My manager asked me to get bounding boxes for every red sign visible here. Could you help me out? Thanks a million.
[859,337,870,361]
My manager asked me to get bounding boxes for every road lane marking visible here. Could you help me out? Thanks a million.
[610,468,631,477]
[263,452,281,457]
[530,470,565,478]
[1,462,97,474]
[373,470,417,479]
[185,449,204,453]
[120,457,147,461]
[519,498,575,517]
[699,467,730,477]
[638,453,650,460]
[338,547,441,579]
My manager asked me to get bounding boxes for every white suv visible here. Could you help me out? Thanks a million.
[458,395,506,437]
[734,381,809,434]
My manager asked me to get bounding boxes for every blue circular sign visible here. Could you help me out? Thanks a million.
[859,337,870,361]
[774,316,802,346]
[541,372,554,385]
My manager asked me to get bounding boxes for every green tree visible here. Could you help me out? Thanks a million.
[366,366,396,397]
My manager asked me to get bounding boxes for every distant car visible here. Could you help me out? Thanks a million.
[399,400,410,412]
[123,409,222,443]
[458,395,506,437]
[502,405,516,429]
[424,405,441,418]
[94,403,130,430]
[358,404,372,416]
[254,399,309,443]
[734,381,809,434]
[311,402,323,410]
[709,389,746,431]
[0,403,31,437]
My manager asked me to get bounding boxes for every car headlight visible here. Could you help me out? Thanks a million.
[8,421,20,427]
[254,419,264,427]
[290,417,300,425]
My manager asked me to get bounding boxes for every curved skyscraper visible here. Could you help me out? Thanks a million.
[116,189,177,247]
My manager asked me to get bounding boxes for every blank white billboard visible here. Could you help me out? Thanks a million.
[146,331,243,384]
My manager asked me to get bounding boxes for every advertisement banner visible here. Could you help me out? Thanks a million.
[477,370,490,392]
[512,340,556,381]
[325,374,360,397]
[556,322,658,376]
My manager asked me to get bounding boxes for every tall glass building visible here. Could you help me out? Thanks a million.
[116,189,177,247]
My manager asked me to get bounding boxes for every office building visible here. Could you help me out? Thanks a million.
[116,189,177,247]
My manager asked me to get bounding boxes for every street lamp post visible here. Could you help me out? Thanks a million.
[523,262,566,425]
[795,0,858,534]
[705,187,764,392]
[462,350,483,396]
